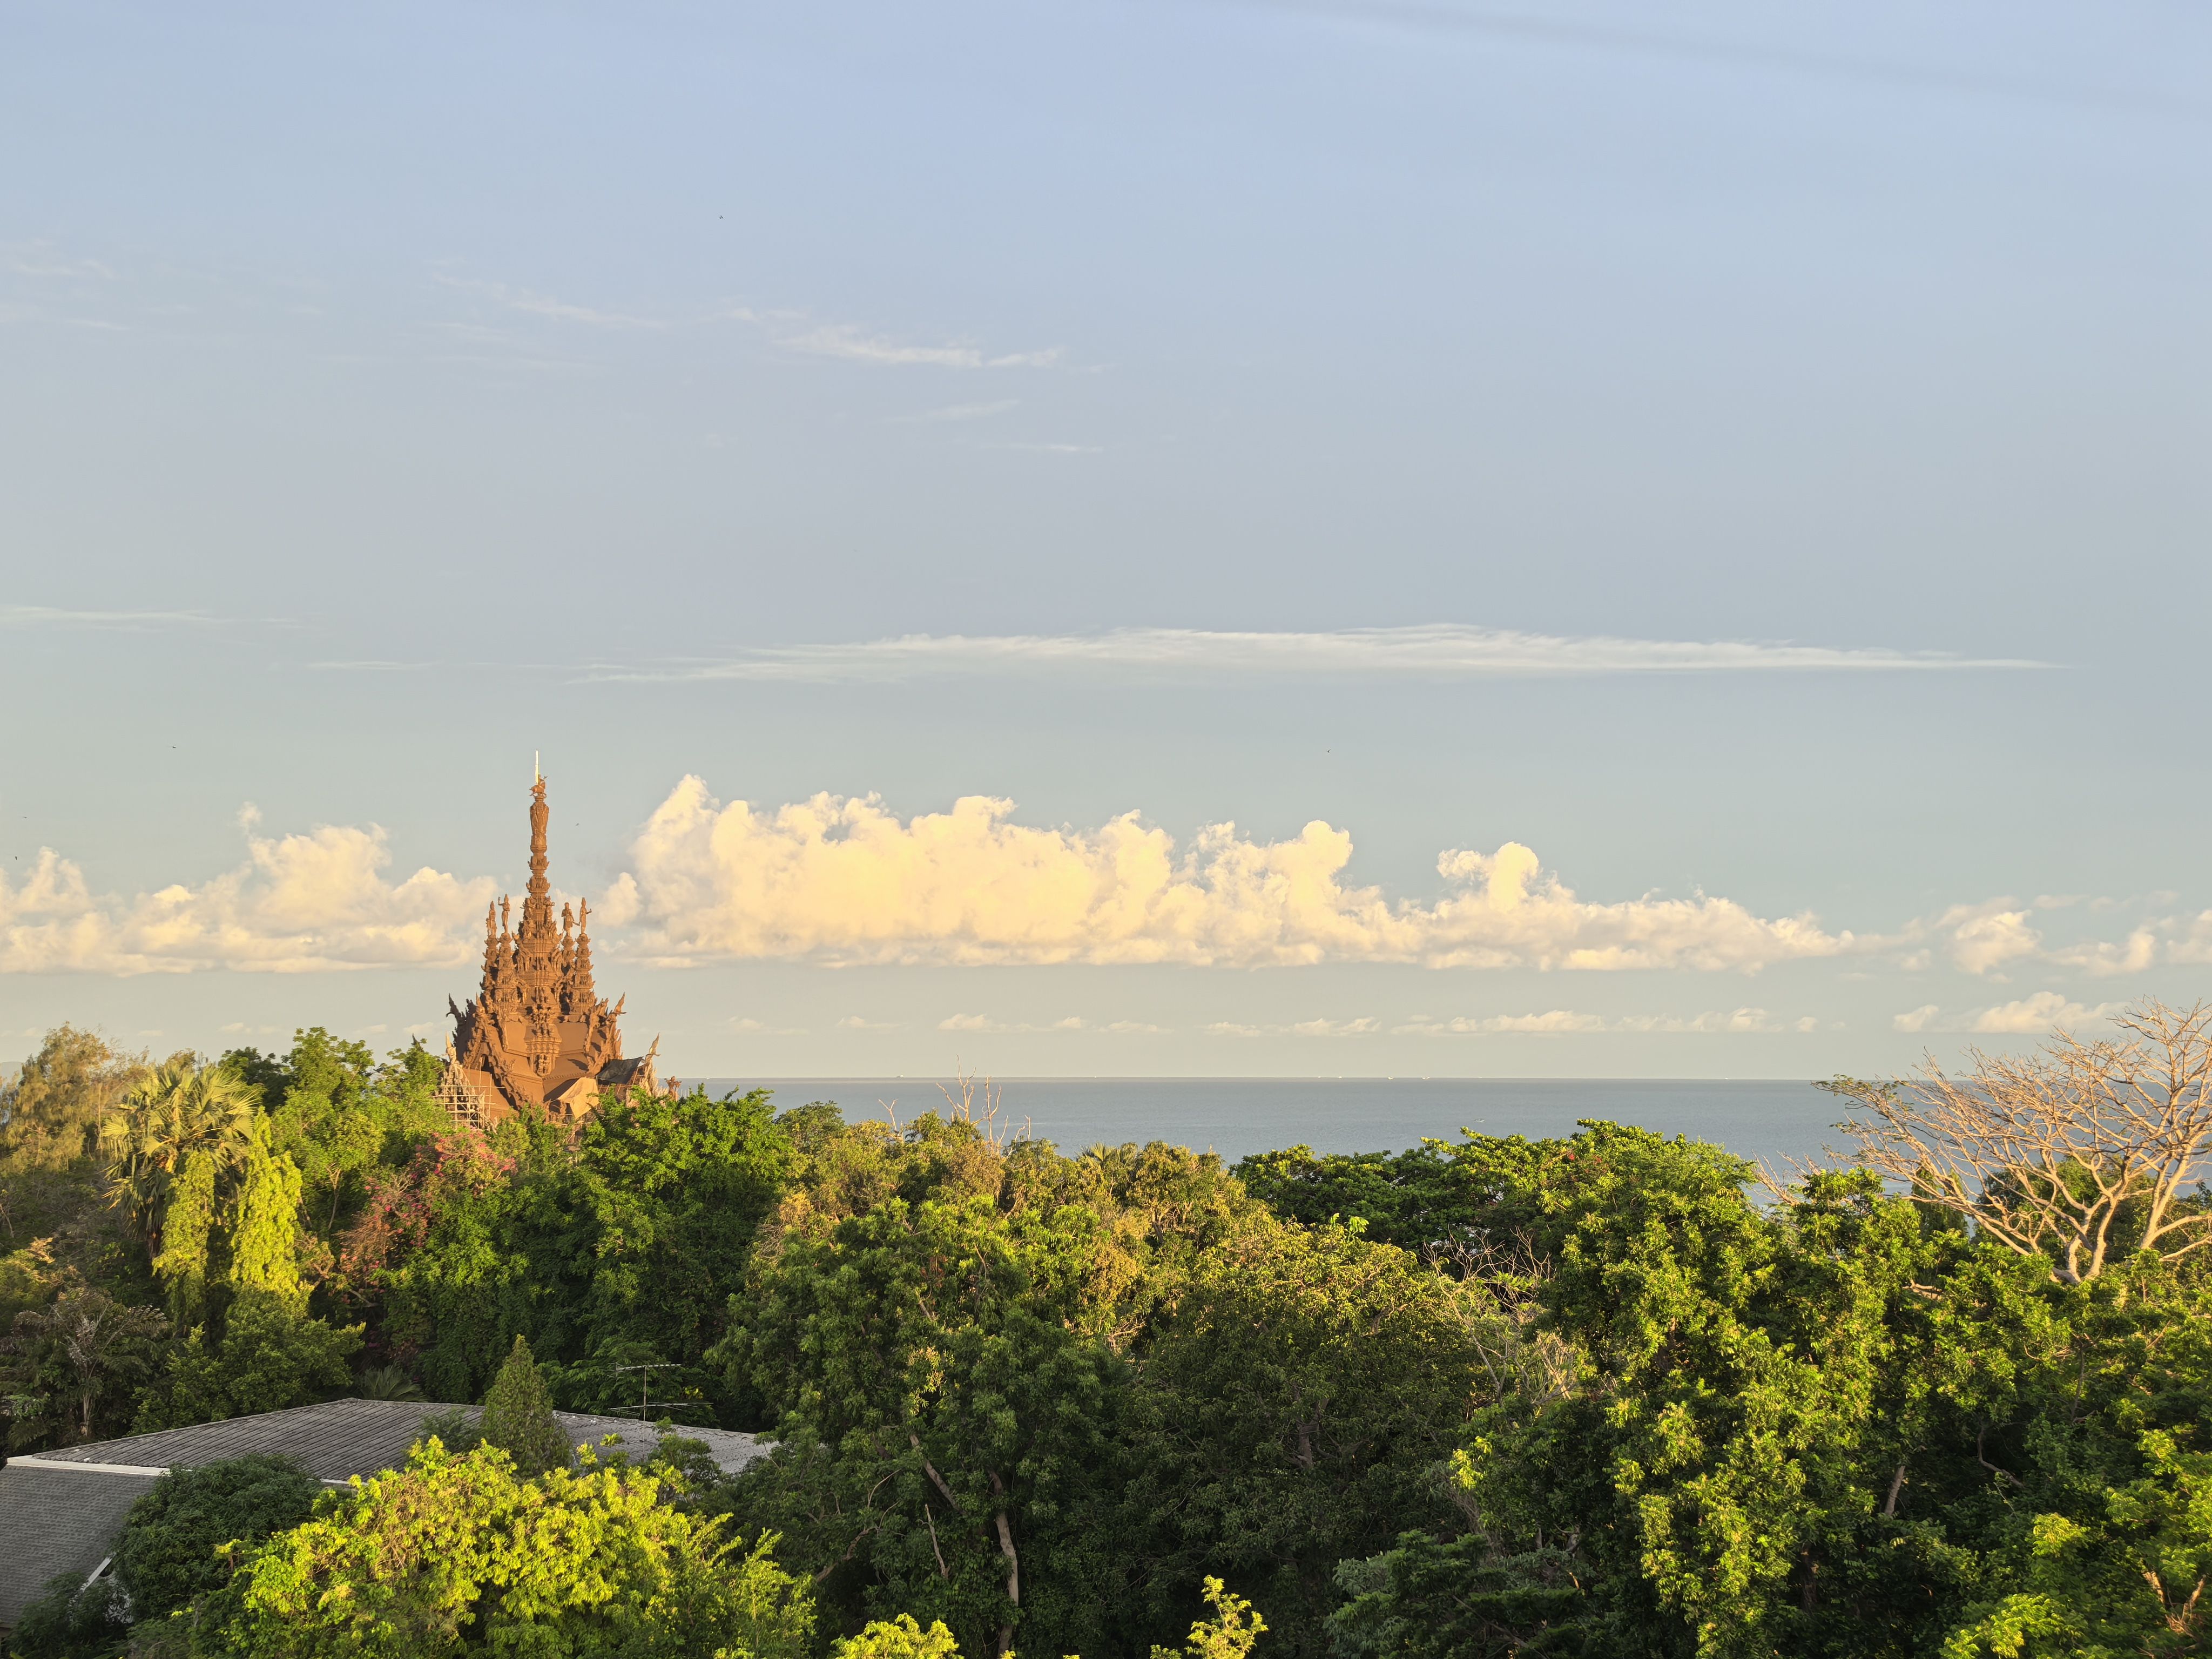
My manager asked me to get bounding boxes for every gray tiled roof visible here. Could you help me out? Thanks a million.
[0,1398,766,1630]
[22,1397,764,1481]
[0,1462,155,1628]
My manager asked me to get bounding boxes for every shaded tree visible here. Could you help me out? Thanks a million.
[2,1285,170,1446]
[481,1332,568,1476]
[115,1452,322,1620]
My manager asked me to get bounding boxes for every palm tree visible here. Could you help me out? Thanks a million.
[356,1363,427,1401]
[102,1056,258,1262]
[3,1287,170,1445]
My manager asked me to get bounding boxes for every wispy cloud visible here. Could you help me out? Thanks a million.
[783,324,1060,369]
[0,605,219,630]
[590,624,2047,685]
[435,275,664,329]
[1396,1008,1815,1035]
[437,272,1063,372]
[2,242,117,280]
[937,1012,1121,1035]
[898,400,1021,423]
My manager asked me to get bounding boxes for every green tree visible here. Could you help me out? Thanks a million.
[1119,1214,1488,1655]
[103,1057,257,1264]
[228,1120,309,1312]
[1,1026,142,1183]
[481,1331,569,1476]
[831,1613,966,1659]
[1,1285,170,1447]
[236,1029,448,1261]
[7,1570,131,1658]
[195,1439,816,1659]
[368,1087,790,1415]
[720,1186,1120,1657]
[1154,1578,1269,1659]
[1,1026,149,1317]
[114,1453,322,1620]
[136,1288,362,1428]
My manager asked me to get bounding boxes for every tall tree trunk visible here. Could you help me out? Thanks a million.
[991,1473,1020,1656]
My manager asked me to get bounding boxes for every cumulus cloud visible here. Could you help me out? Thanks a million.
[595,624,2045,685]
[615,778,1850,972]
[1892,994,2123,1035]
[2167,913,2212,966]
[1940,902,2043,975]
[2047,927,2160,977]
[0,821,493,974]
[1971,994,2123,1034]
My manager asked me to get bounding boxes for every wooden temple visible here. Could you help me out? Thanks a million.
[436,776,668,1129]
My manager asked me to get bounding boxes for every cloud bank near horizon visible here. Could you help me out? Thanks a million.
[0,817,493,974]
[590,624,2048,685]
[608,776,1845,970]
[5,782,2200,993]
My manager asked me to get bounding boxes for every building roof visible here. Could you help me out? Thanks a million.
[0,1398,766,1628]
[0,1462,154,1630]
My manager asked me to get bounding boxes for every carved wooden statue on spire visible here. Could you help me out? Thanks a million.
[436,777,670,1129]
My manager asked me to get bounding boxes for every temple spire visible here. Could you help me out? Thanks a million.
[525,776,552,929]
[573,898,596,1006]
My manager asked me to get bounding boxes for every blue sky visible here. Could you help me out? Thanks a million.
[3,0,2208,1077]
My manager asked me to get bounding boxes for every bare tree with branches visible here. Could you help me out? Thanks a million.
[1812,999,2212,1283]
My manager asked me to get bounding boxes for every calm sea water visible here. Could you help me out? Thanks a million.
[691,1077,1847,1168]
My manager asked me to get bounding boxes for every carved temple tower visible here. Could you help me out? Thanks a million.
[437,777,667,1128]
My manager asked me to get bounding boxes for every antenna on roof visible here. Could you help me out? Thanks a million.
[609,1361,711,1422]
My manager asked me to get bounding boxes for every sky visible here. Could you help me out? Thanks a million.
[3,0,2209,1079]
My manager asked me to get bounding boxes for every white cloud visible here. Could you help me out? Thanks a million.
[1891,994,2123,1036]
[2166,912,2212,965]
[935,1013,1126,1035]
[1397,1007,1802,1034]
[593,624,2046,685]
[436,275,663,329]
[0,605,218,630]
[0,824,494,974]
[898,400,1020,422]
[1289,1017,1382,1036]
[1940,902,2043,975]
[1620,1007,1785,1033]
[1400,1010,1610,1034]
[1971,993,2122,1034]
[2048,927,2160,977]
[780,323,1060,369]
[3,242,117,280]
[615,778,1849,972]
[434,273,1063,373]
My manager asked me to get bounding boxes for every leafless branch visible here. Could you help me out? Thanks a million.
[1825,999,2212,1283]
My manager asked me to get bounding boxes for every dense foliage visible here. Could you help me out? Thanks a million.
[116,1454,325,1622]
[8,1016,2212,1657]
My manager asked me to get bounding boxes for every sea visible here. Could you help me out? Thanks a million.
[691,1077,1849,1169]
